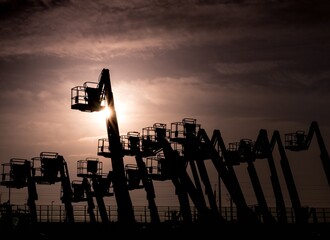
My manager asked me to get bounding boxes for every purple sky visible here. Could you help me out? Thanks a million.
[1,0,330,207]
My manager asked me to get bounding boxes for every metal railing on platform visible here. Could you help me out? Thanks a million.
[1,203,330,224]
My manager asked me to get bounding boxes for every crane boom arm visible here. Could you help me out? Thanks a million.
[307,121,330,186]
[99,69,135,223]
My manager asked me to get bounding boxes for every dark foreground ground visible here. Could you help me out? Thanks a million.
[1,222,330,239]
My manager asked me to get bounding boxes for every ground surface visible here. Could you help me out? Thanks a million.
[1,222,330,239]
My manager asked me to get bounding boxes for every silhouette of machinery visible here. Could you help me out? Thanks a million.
[0,158,38,223]
[0,152,74,223]
[283,121,330,223]
[71,158,113,223]
[71,69,266,223]
[111,118,260,223]
[71,68,135,223]
[192,125,259,223]
[32,152,74,223]
[270,130,308,223]
[2,69,329,225]
[69,69,330,224]
[284,121,330,186]
[226,131,285,224]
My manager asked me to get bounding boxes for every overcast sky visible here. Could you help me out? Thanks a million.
[1,0,330,207]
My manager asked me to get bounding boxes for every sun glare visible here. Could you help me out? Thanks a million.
[102,107,112,119]
[92,101,127,124]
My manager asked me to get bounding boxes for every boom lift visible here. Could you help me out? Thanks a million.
[270,130,308,223]
[226,129,286,223]
[284,121,330,222]
[141,122,193,223]
[253,129,286,223]
[285,121,330,186]
[121,131,160,223]
[170,118,221,222]
[99,131,160,223]
[199,128,259,223]
[210,131,249,220]
[72,158,113,223]
[143,120,226,223]
[71,178,96,223]
[0,158,38,223]
[71,68,135,223]
[32,152,74,223]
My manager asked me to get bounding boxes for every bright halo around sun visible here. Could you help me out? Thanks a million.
[114,100,126,123]
[92,100,126,124]
[101,106,112,119]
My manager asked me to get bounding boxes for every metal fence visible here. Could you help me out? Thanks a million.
[1,204,330,224]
